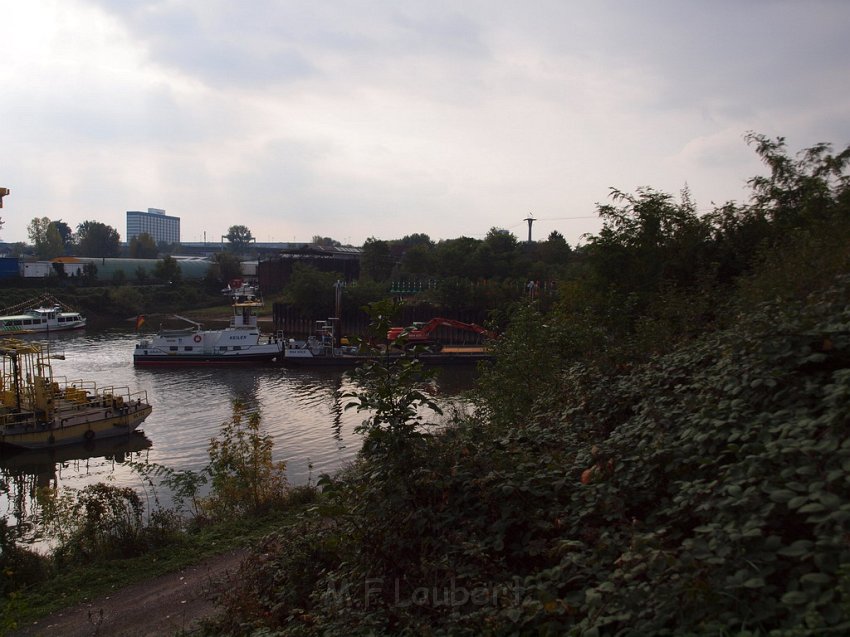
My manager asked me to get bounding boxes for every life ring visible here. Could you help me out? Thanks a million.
[193,334,202,343]
[84,429,95,440]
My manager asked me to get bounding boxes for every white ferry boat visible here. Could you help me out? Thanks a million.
[0,301,86,335]
[133,287,284,366]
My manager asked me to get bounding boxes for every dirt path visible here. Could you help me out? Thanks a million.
[10,549,247,637]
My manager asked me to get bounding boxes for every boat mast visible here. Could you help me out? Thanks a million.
[0,342,23,412]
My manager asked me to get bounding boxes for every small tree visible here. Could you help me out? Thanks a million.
[205,400,288,515]
[82,262,98,282]
[153,255,182,285]
[225,225,255,253]
[27,217,64,259]
[343,300,442,465]
[76,221,121,257]
[129,233,158,258]
[360,237,394,281]
[312,235,341,247]
[284,264,339,318]
[204,252,243,291]
[52,220,74,254]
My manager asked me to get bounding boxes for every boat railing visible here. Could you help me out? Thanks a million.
[54,382,148,411]
[127,389,150,407]
[61,378,98,392]
[1,408,38,429]
[98,384,148,401]
[159,327,198,336]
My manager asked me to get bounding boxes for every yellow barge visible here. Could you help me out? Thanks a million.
[0,338,152,450]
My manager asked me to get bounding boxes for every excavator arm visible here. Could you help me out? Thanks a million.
[387,317,495,345]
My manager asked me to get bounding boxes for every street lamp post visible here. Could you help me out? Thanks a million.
[524,213,535,242]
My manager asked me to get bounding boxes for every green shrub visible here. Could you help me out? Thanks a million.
[40,483,146,565]
[109,284,144,315]
[0,519,49,599]
[205,401,289,516]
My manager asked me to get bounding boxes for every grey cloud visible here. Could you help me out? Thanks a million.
[83,0,492,90]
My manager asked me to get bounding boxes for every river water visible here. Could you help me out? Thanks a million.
[0,329,478,538]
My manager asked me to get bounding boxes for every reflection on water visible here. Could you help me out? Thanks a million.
[1,329,478,541]
[0,433,153,542]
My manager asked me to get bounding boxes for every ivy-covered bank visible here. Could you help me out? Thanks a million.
[203,275,850,636]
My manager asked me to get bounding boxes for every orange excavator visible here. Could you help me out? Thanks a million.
[387,318,495,351]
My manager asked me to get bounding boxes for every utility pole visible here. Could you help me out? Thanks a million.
[524,213,535,243]
[0,187,9,208]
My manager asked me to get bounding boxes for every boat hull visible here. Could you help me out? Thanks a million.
[0,302,86,335]
[0,404,153,450]
[281,349,492,367]
[0,322,86,336]
[134,351,281,365]
[282,352,371,367]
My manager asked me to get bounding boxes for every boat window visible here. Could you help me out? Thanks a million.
[23,320,32,325]
[233,346,242,350]
[219,346,227,351]
[184,347,193,351]
[169,346,178,351]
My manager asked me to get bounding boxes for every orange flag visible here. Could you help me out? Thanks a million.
[135,315,145,331]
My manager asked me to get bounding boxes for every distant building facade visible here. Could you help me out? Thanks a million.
[126,208,180,244]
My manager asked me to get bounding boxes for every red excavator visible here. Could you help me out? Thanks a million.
[386,318,495,351]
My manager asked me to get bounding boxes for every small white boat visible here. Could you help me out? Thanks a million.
[0,338,152,450]
[283,319,365,366]
[133,287,284,366]
[0,298,86,335]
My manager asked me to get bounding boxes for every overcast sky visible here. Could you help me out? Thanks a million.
[2,1,848,248]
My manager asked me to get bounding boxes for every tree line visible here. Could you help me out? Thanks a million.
[10,222,260,260]
[285,132,850,329]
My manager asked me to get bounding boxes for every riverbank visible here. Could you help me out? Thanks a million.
[0,284,271,330]
[2,507,304,634]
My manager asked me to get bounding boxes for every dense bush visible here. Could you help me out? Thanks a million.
[0,519,48,599]
[38,483,147,565]
[209,272,850,636]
